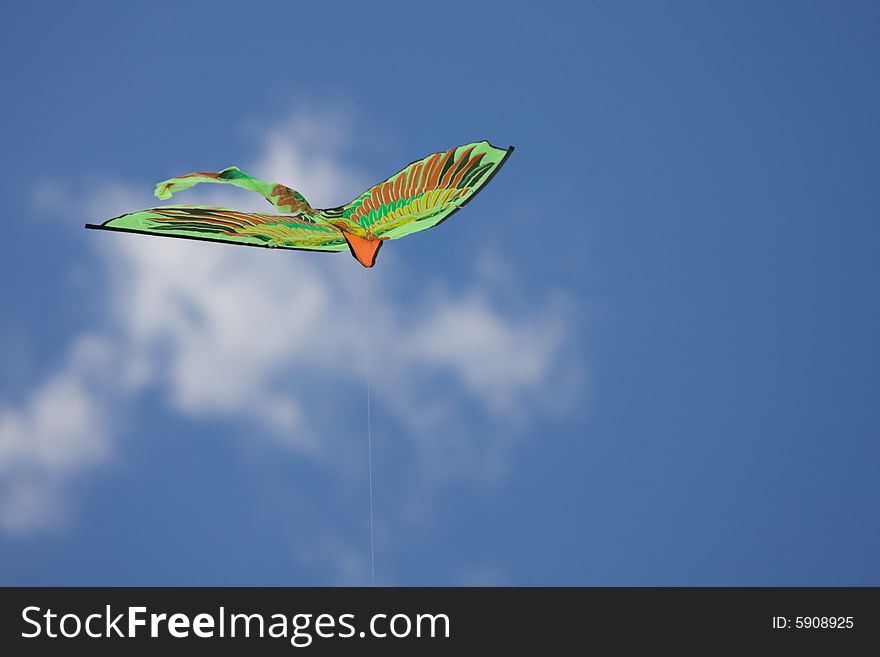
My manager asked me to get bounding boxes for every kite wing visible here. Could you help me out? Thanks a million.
[85,206,347,252]
[319,141,513,240]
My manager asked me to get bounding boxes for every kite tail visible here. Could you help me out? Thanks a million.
[154,167,314,215]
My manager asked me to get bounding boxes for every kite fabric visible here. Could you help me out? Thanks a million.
[86,140,514,267]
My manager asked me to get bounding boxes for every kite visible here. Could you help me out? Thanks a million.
[86,140,514,267]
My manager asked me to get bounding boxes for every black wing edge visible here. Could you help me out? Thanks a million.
[83,222,343,255]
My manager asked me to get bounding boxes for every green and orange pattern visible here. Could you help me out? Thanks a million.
[86,141,513,267]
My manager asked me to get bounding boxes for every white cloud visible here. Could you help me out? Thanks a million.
[249,111,366,208]
[403,291,566,414]
[3,110,577,545]
[0,335,115,533]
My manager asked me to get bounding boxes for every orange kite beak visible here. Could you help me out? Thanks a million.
[342,231,388,268]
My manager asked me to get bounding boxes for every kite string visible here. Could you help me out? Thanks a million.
[365,274,376,587]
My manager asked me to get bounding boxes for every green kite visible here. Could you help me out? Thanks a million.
[86,141,513,267]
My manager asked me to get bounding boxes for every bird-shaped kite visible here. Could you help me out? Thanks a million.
[86,141,513,267]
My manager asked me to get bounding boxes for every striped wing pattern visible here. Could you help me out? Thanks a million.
[92,206,347,251]
[321,141,512,240]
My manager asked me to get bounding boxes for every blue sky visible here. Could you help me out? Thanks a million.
[1,1,878,585]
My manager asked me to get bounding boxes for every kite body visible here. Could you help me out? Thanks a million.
[86,141,513,267]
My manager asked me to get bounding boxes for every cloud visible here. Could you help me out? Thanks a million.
[0,335,115,533]
[248,110,366,208]
[403,291,567,415]
[4,110,577,546]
